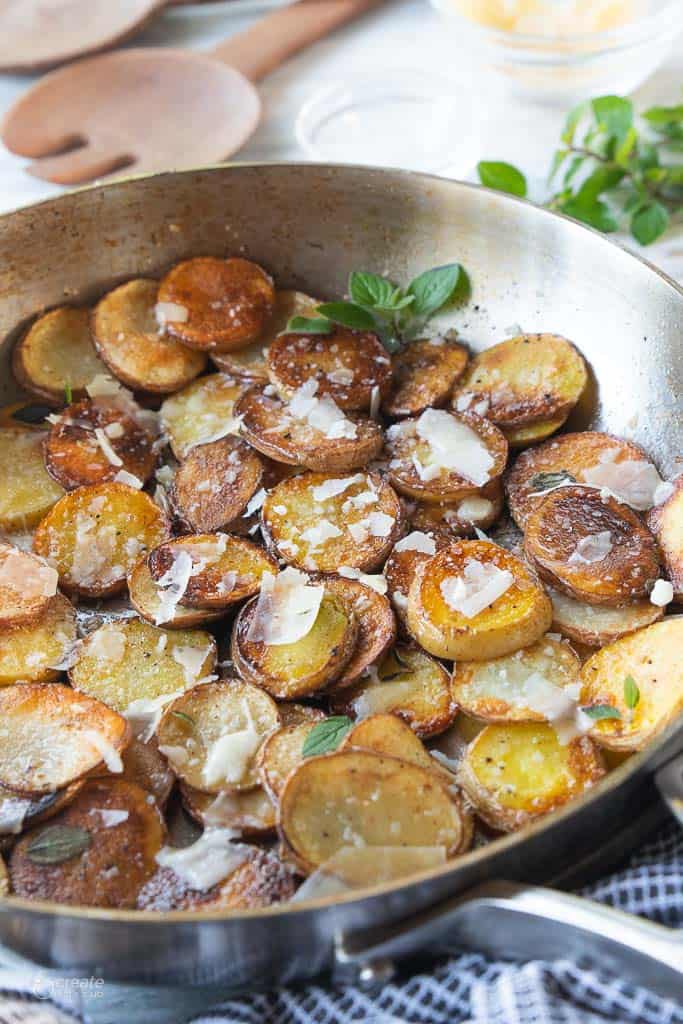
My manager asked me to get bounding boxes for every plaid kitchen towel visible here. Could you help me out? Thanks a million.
[1,824,681,1024]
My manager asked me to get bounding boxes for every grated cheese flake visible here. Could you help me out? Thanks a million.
[415,409,494,486]
[395,531,437,555]
[288,380,357,440]
[440,559,513,618]
[568,531,613,565]
[247,568,324,645]
[156,829,247,891]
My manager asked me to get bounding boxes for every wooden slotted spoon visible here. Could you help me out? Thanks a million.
[1,0,385,185]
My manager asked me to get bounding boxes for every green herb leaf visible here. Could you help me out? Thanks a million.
[643,104,683,125]
[171,710,196,729]
[561,101,588,144]
[581,704,622,721]
[631,201,669,245]
[348,271,399,310]
[27,825,91,865]
[548,149,569,182]
[560,197,618,233]
[286,315,333,334]
[316,302,376,331]
[591,95,633,141]
[529,470,577,492]
[615,126,638,166]
[302,716,353,758]
[407,264,461,319]
[64,381,73,405]
[624,675,640,710]
[477,161,527,197]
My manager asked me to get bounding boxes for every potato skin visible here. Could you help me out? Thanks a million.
[127,555,224,629]
[383,338,469,419]
[180,782,276,839]
[410,479,504,537]
[647,475,683,601]
[170,437,264,533]
[547,583,663,648]
[0,428,64,531]
[319,576,396,691]
[0,593,77,686]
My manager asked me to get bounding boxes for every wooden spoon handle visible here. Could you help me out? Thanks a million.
[210,0,385,82]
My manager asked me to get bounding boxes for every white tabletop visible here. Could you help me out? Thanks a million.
[0,0,681,279]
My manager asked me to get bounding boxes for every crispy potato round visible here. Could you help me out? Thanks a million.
[341,713,436,770]
[505,431,651,529]
[257,721,320,802]
[267,325,392,411]
[0,684,130,795]
[502,414,569,448]
[410,479,504,537]
[232,592,357,699]
[211,289,321,381]
[647,476,683,602]
[0,429,64,531]
[451,637,581,722]
[93,738,175,810]
[127,555,224,629]
[262,471,403,573]
[12,306,108,406]
[170,437,264,533]
[458,723,605,832]
[280,751,469,873]
[159,372,246,459]
[384,531,451,634]
[157,680,280,793]
[453,334,588,428]
[524,486,660,606]
[383,338,469,419]
[580,619,683,751]
[331,645,455,738]
[428,712,486,772]
[407,540,553,661]
[91,279,207,394]
[235,386,383,473]
[0,542,58,628]
[33,483,169,598]
[157,257,275,352]
[10,779,165,908]
[385,410,508,504]
[180,782,276,839]
[320,576,396,691]
[547,584,663,648]
[70,618,216,714]
[0,594,77,686]
[148,533,277,610]
[44,398,156,491]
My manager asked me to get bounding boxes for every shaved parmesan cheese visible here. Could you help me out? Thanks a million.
[0,796,31,835]
[352,678,415,718]
[650,579,674,607]
[156,465,175,488]
[84,730,123,774]
[338,565,388,594]
[415,409,494,486]
[370,385,381,421]
[104,422,125,439]
[202,712,262,788]
[91,808,129,828]
[568,531,613,565]
[583,452,669,510]
[395,531,437,555]
[243,488,267,517]
[289,380,357,440]
[347,511,394,544]
[0,547,57,599]
[247,568,324,645]
[86,374,124,399]
[126,689,186,740]
[292,845,446,900]
[172,643,212,686]
[88,626,126,663]
[114,469,143,489]
[155,301,189,328]
[327,367,355,385]
[154,549,193,625]
[312,475,364,502]
[300,520,343,548]
[440,559,513,618]
[457,497,495,524]
[392,591,408,611]
[158,744,189,769]
[94,427,124,467]
[156,829,247,890]
[654,480,675,506]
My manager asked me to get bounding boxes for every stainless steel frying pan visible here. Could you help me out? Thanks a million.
[0,164,682,1017]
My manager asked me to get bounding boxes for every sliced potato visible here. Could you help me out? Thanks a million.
[451,637,581,722]
[410,479,504,537]
[12,306,107,406]
[453,334,587,428]
[524,486,659,606]
[93,737,175,810]
[70,618,216,713]
[505,431,651,529]
[280,751,469,874]
[170,437,264,533]
[0,542,58,628]
[159,372,246,459]
[385,410,508,504]
[181,782,276,838]
[458,722,605,831]
[157,257,275,352]
[383,338,468,419]
[257,721,320,801]
[503,414,569,448]
[156,680,280,793]
[0,683,130,795]
[33,483,169,598]
[384,531,451,634]
[235,386,383,473]
[579,619,683,751]
[0,783,84,837]
[44,398,156,491]
[407,540,552,661]
[128,556,224,629]
[331,645,455,738]
[148,533,277,610]
[428,712,486,772]
[10,779,165,908]
[262,471,403,573]
[341,713,439,771]
[320,576,396,691]
[232,591,357,699]
[278,703,326,727]
[0,593,77,686]
[548,584,663,648]
[647,476,683,601]
[0,428,64,531]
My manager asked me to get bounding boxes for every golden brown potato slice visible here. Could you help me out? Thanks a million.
[0,542,58,628]
[170,437,264,533]
[547,584,663,648]
[267,325,392,412]
[341,713,437,770]
[159,372,246,459]
[524,486,659,606]
[12,306,108,406]
[331,645,455,738]
[262,471,403,573]
[180,782,276,839]
[320,576,396,691]
[458,722,604,832]
[0,428,64,531]
[505,431,653,529]
[93,737,175,810]
[33,483,169,598]
[383,338,469,419]
[44,398,156,491]
[157,257,275,352]
[211,289,321,381]
[148,533,277,610]
[0,593,77,686]
[453,334,587,428]
[280,751,469,874]
[384,530,451,634]
[410,479,504,537]
[0,683,130,795]
[647,477,683,601]
[232,590,357,699]
[257,721,320,801]
[580,619,683,751]
[451,637,581,722]
[70,618,216,714]
[428,712,486,773]
[127,556,224,629]
[408,540,552,661]
[235,386,383,473]
[385,410,508,504]
[10,779,165,908]
[91,279,207,394]
[502,414,569,448]
[156,679,280,793]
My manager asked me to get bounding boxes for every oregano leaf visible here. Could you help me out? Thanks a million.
[27,825,91,865]
[302,716,353,758]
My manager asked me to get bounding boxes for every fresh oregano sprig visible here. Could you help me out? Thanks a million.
[477,94,683,246]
